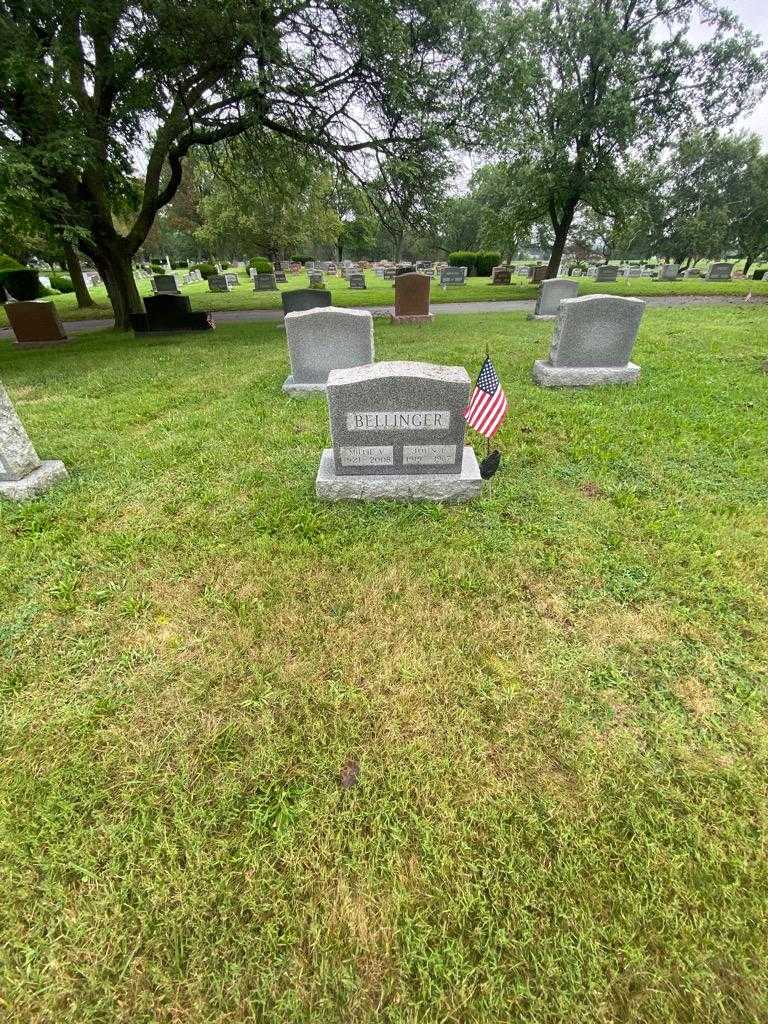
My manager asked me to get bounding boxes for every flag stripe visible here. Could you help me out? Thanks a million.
[463,356,509,440]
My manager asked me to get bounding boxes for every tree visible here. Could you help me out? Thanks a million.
[0,0,479,327]
[194,137,341,260]
[483,0,767,277]
[365,154,453,261]
[646,132,765,267]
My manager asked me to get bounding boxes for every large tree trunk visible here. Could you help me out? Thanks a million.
[547,199,578,278]
[62,242,93,308]
[743,255,754,276]
[92,245,143,330]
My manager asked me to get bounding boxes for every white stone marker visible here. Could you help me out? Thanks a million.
[0,381,68,501]
[533,294,644,388]
[531,278,579,319]
[316,361,483,502]
[283,306,374,396]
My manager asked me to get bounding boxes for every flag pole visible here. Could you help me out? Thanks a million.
[484,339,492,496]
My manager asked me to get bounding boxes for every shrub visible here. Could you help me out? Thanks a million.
[150,263,166,274]
[448,250,476,275]
[475,251,501,277]
[0,268,42,300]
[447,251,501,277]
[192,262,217,280]
[248,257,274,274]
[0,252,23,272]
[49,273,74,294]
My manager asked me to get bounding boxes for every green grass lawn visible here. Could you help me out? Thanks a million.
[1,307,767,1022]
[7,269,768,328]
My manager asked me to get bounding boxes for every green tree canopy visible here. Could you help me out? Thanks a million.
[482,0,767,277]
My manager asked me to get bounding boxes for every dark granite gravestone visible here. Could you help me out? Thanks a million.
[208,274,230,292]
[254,272,278,291]
[530,266,549,283]
[392,272,432,324]
[439,266,466,286]
[348,273,367,290]
[274,270,287,284]
[491,267,512,285]
[281,288,333,316]
[128,294,214,335]
[315,361,483,502]
[152,274,180,293]
[5,302,69,348]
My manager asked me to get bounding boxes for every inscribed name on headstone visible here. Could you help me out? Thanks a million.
[316,361,483,501]
[283,306,374,395]
[254,273,277,291]
[706,262,733,281]
[439,266,466,286]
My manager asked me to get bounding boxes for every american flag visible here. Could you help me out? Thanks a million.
[464,357,508,438]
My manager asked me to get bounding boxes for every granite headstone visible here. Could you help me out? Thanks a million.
[283,306,374,396]
[0,380,68,501]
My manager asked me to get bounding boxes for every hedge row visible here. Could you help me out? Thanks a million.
[447,251,501,277]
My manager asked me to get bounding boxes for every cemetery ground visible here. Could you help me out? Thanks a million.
[4,269,768,329]
[1,305,767,1023]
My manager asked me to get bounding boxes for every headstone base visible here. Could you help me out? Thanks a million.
[0,460,69,502]
[533,360,640,388]
[12,337,72,349]
[315,447,483,502]
[389,314,434,325]
[282,374,326,397]
[527,313,557,321]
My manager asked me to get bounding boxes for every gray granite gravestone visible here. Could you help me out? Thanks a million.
[706,262,733,281]
[152,274,180,294]
[280,261,291,271]
[208,274,230,292]
[440,266,466,286]
[274,270,287,284]
[0,380,68,501]
[624,266,642,278]
[595,266,619,283]
[281,288,332,316]
[348,273,367,290]
[533,294,644,387]
[683,268,702,278]
[283,306,374,396]
[308,272,325,288]
[316,361,483,502]
[532,278,579,318]
[224,273,239,286]
[658,264,679,281]
[254,272,277,291]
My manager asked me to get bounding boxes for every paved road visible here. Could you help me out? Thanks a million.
[2,293,766,339]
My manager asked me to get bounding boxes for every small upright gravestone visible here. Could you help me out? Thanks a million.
[391,272,433,325]
[0,380,68,501]
[283,306,374,397]
[281,288,332,316]
[658,264,680,281]
[683,268,702,278]
[274,270,287,285]
[152,274,180,294]
[382,268,396,281]
[308,272,325,288]
[5,302,69,348]
[706,262,733,281]
[315,361,483,502]
[492,267,512,285]
[531,278,579,319]
[439,266,466,286]
[208,274,230,292]
[348,273,367,290]
[530,266,549,284]
[624,266,642,278]
[595,266,619,283]
[129,295,214,335]
[533,294,643,388]
[254,272,277,291]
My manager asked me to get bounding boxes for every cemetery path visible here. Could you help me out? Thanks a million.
[2,293,766,338]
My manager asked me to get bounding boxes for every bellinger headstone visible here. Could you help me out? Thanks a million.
[315,361,483,502]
